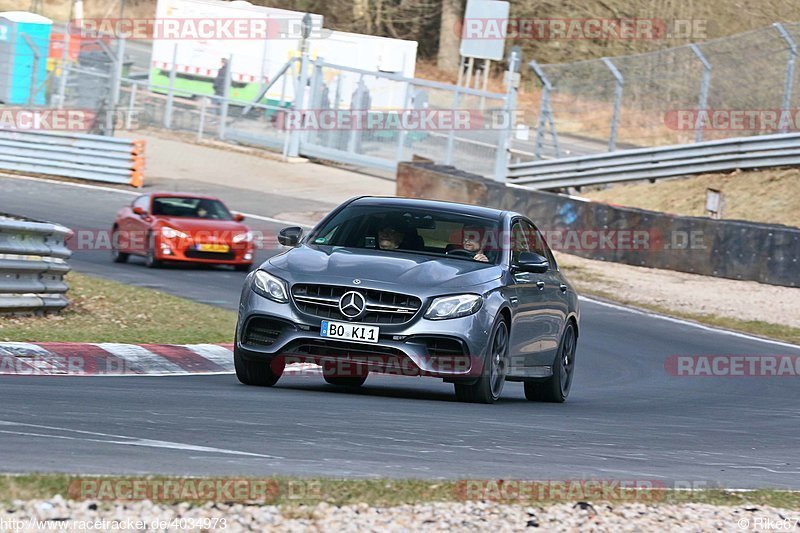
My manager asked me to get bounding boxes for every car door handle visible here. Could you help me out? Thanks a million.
[509,296,519,305]
[536,281,545,290]
[559,284,568,293]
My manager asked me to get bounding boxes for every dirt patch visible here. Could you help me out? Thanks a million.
[582,168,800,228]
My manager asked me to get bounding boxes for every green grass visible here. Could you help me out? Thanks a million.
[1,475,798,509]
[0,272,237,344]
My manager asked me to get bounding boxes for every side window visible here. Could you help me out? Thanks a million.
[133,196,149,213]
[512,219,553,270]
[524,220,557,270]
[510,221,529,264]
[522,220,546,257]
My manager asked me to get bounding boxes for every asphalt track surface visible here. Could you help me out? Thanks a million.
[1,176,799,488]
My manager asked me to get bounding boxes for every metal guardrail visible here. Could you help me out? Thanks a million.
[0,130,145,187]
[0,214,72,314]
[508,132,800,189]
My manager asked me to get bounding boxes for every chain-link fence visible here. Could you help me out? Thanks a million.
[528,22,800,155]
[7,31,516,180]
[6,21,800,180]
[299,59,511,177]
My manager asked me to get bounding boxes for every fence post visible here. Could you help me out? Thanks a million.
[287,51,310,157]
[774,23,797,134]
[55,30,70,109]
[601,57,623,152]
[530,60,560,160]
[395,82,413,163]
[125,82,137,130]
[56,60,70,110]
[306,57,324,146]
[444,87,460,165]
[218,54,233,140]
[197,96,207,141]
[347,76,366,154]
[492,47,520,182]
[689,44,711,143]
[107,35,125,135]
[20,35,40,105]
[164,43,178,128]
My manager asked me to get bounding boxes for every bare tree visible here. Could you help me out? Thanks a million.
[436,0,462,72]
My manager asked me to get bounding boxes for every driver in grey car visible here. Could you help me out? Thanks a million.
[377,225,404,250]
[462,226,490,262]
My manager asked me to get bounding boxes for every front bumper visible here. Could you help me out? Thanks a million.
[236,287,494,380]
[155,235,254,265]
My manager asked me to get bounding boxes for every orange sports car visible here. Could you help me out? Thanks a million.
[111,193,255,270]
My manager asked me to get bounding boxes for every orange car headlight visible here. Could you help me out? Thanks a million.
[161,226,188,239]
[232,231,254,243]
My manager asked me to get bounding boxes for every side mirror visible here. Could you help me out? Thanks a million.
[513,251,549,274]
[132,206,146,216]
[233,213,246,222]
[278,226,303,247]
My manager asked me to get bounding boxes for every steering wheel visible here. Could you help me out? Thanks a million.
[446,248,474,257]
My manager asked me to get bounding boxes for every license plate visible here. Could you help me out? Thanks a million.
[320,321,380,343]
[197,243,230,253]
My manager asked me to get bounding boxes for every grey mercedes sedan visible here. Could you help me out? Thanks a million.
[234,197,579,404]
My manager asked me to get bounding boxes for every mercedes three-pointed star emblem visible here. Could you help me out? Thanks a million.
[339,291,366,319]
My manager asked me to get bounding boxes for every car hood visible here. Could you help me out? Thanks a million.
[268,245,502,290]
[156,217,248,235]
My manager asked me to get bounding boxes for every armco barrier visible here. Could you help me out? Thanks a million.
[0,130,144,187]
[397,162,800,288]
[0,213,72,313]
[508,132,800,190]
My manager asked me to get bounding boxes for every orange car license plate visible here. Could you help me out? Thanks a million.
[197,243,230,253]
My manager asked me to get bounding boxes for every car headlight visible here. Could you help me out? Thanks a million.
[233,231,254,243]
[252,270,289,303]
[425,294,482,320]
[161,226,187,239]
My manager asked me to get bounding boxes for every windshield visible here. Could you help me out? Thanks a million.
[309,205,503,264]
[151,197,233,220]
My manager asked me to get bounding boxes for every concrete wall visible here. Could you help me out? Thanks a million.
[396,162,799,288]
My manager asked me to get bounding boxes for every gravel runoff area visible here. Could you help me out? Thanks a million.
[554,253,800,330]
[2,498,799,532]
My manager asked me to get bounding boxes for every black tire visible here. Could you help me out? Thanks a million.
[453,317,509,404]
[234,263,252,272]
[524,321,577,403]
[234,346,284,387]
[144,232,161,268]
[453,382,474,402]
[110,227,129,263]
[322,361,368,387]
